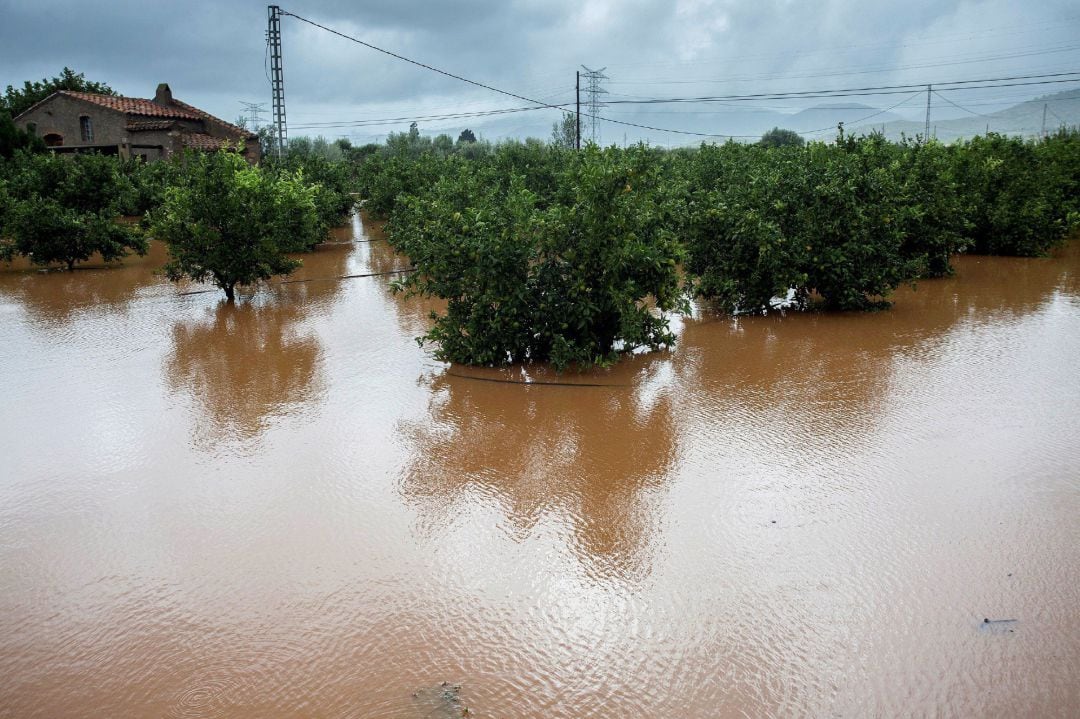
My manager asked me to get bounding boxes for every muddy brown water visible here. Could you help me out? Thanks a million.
[1,214,1078,718]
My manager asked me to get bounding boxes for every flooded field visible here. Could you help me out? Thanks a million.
[1,214,1078,718]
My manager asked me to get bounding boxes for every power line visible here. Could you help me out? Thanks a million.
[931,90,994,118]
[271,9,1080,142]
[279,9,559,112]
[276,8,755,139]
[800,91,925,135]
[601,71,1080,105]
[288,105,546,130]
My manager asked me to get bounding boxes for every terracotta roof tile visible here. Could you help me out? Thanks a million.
[181,133,235,151]
[59,91,203,120]
[126,120,175,132]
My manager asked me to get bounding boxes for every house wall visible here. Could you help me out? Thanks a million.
[17,93,261,164]
[16,95,129,149]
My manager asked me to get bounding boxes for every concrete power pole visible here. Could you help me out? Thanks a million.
[924,84,931,143]
[581,66,608,145]
[1042,103,1048,138]
[267,5,287,158]
[575,70,581,150]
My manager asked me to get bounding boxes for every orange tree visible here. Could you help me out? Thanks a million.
[149,150,321,301]
[1,151,145,270]
[389,145,687,370]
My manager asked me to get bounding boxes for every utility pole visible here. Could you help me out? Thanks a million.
[267,5,287,158]
[581,66,608,145]
[575,70,581,150]
[1042,103,1048,138]
[924,84,931,143]
[239,101,267,132]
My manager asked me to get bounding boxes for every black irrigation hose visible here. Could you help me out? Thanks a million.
[175,268,411,295]
[278,268,411,284]
[444,370,628,388]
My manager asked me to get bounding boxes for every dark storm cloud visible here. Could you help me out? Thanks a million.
[2,0,1079,144]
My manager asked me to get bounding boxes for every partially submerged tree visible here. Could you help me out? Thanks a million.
[1,152,145,270]
[150,150,322,300]
[390,145,686,370]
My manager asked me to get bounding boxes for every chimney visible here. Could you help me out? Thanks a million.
[154,83,173,105]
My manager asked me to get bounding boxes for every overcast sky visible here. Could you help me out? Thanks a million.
[2,0,1079,145]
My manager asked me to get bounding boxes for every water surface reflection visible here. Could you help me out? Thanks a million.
[399,358,677,585]
[166,301,325,448]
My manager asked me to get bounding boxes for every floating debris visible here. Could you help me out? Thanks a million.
[411,682,469,718]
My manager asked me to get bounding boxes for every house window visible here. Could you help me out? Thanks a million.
[80,116,93,143]
[44,133,64,147]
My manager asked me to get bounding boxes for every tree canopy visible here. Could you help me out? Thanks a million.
[0,111,45,158]
[149,150,323,300]
[0,152,145,269]
[758,127,805,148]
[2,67,117,118]
[551,112,577,149]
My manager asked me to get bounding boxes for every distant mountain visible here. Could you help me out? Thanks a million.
[786,103,904,134]
[846,88,1080,142]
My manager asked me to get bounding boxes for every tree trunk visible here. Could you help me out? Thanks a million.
[223,283,236,302]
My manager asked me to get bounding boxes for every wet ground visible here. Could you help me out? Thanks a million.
[1,214,1078,717]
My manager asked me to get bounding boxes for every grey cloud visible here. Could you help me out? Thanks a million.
[2,0,1078,145]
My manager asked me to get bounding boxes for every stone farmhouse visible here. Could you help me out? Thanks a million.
[14,83,260,163]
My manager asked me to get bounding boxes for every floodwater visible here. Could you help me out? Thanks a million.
[1,214,1078,718]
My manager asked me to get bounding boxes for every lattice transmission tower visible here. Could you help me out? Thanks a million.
[239,101,267,132]
[580,66,608,145]
[267,5,287,157]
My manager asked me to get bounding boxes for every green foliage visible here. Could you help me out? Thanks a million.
[1036,127,1080,234]
[551,112,577,149]
[0,111,45,158]
[390,145,687,370]
[759,127,805,148]
[457,129,477,144]
[952,133,1066,256]
[1,152,145,269]
[3,67,116,118]
[120,155,182,215]
[888,138,971,277]
[264,137,356,232]
[684,138,917,312]
[149,150,322,300]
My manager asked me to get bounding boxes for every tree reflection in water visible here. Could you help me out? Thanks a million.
[165,300,324,450]
[398,358,678,585]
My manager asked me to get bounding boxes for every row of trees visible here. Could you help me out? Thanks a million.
[357,128,1079,367]
[2,68,1077,370]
